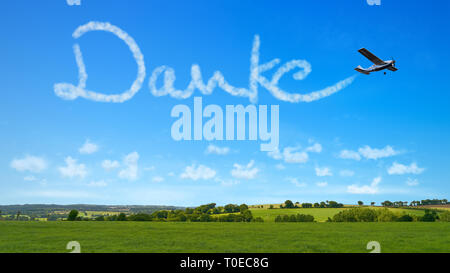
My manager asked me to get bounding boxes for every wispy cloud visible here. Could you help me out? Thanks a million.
[180,164,216,181]
[339,145,399,161]
[387,162,424,175]
[347,177,381,194]
[339,150,361,161]
[358,145,399,160]
[287,177,307,188]
[66,0,81,6]
[10,155,48,173]
[24,175,37,182]
[406,178,419,186]
[305,143,322,153]
[88,180,107,187]
[315,167,332,177]
[59,157,87,178]
[101,160,120,171]
[205,144,230,155]
[79,139,98,154]
[316,182,328,187]
[231,160,259,179]
[339,170,355,177]
[118,152,139,181]
[215,177,240,187]
[152,176,165,183]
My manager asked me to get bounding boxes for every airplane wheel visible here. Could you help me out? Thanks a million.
[384,72,386,75]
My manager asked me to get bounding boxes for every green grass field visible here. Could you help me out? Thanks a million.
[0,221,449,253]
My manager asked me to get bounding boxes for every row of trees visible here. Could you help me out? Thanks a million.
[67,203,263,222]
[279,200,344,209]
[275,214,315,222]
[381,199,448,207]
[329,207,450,222]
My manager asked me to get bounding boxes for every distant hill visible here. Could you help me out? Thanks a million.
[0,204,185,218]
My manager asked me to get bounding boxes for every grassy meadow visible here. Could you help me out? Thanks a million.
[0,221,449,253]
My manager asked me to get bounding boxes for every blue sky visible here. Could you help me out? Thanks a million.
[1,0,449,206]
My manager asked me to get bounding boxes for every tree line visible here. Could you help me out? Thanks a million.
[328,207,450,222]
[275,200,344,209]
[67,203,264,222]
[381,199,448,207]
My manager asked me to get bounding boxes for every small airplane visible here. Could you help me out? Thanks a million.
[355,48,397,75]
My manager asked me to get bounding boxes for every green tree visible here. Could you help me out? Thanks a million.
[358,201,364,206]
[439,211,450,222]
[284,200,295,209]
[117,213,127,221]
[239,204,249,212]
[241,210,253,222]
[420,210,437,222]
[67,210,78,221]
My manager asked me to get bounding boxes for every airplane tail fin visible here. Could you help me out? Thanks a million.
[355,65,370,75]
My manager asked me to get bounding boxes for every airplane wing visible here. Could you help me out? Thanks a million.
[387,66,398,72]
[358,48,385,65]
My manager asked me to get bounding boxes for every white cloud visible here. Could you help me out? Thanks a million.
[306,143,322,153]
[88,180,107,187]
[287,177,307,188]
[358,145,398,160]
[101,159,120,171]
[347,177,381,194]
[215,177,240,187]
[168,172,175,177]
[315,167,332,177]
[24,175,37,181]
[24,176,47,186]
[339,150,361,161]
[205,144,230,155]
[152,176,165,183]
[66,0,81,6]
[79,139,98,154]
[387,162,424,175]
[283,147,309,163]
[275,163,286,170]
[406,178,419,186]
[10,155,48,173]
[268,143,320,164]
[118,152,139,181]
[339,170,355,177]
[231,160,259,179]
[316,182,328,187]
[59,157,87,178]
[181,164,216,181]
[268,148,283,160]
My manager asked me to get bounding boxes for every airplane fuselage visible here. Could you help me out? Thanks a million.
[367,60,395,72]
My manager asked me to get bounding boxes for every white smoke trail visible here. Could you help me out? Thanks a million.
[55,22,356,104]
[149,34,357,103]
[54,22,146,103]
